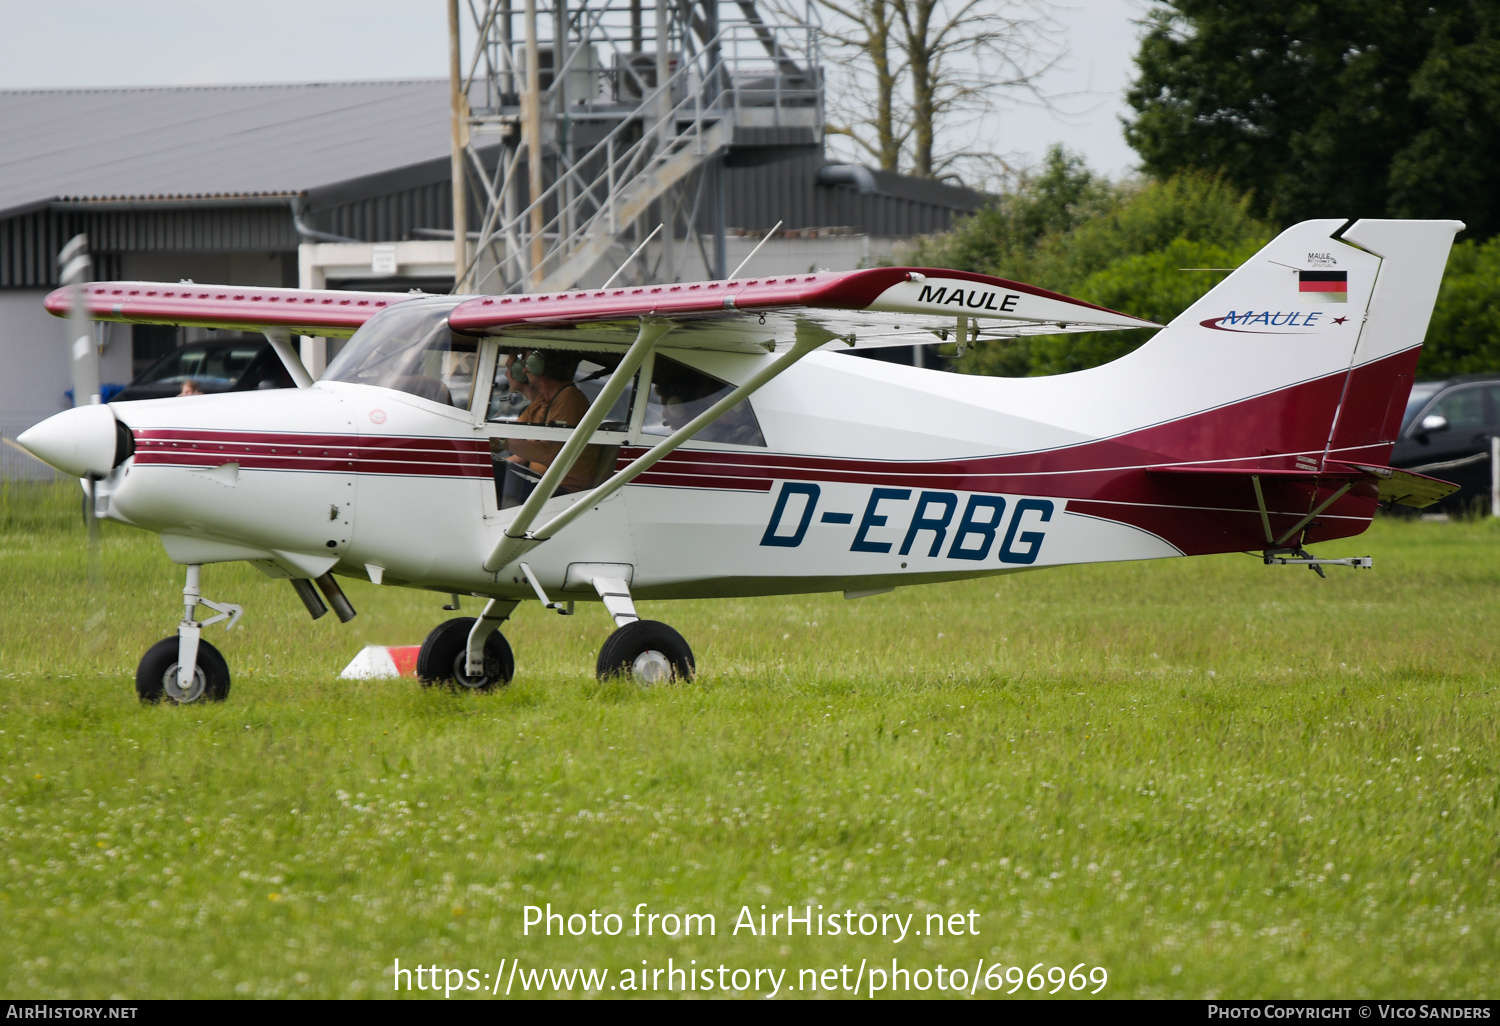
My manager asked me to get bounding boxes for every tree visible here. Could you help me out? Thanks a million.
[1388,3,1500,236]
[812,0,905,173]
[902,151,1273,375]
[803,0,1064,182]
[1417,237,1500,377]
[1124,0,1500,238]
[903,146,1112,278]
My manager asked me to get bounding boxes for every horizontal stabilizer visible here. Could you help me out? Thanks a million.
[1146,465,1365,482]
[1148,462,1459,509]
[1344,464,1461,508]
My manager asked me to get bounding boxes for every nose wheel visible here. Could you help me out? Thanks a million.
[137,564,240,704]
[136,637,230,703]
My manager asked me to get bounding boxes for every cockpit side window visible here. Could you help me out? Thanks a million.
[644,355,765,446]
[486,348,635,429]
[323,301,478,409]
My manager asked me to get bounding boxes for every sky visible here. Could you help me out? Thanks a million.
[0,0,1148,180]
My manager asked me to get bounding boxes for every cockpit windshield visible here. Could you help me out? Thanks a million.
[323,299,479,409]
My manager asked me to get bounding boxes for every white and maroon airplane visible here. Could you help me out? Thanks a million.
[17,218,1461,703]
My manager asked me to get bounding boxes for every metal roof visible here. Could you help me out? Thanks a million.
[0,80,452,218]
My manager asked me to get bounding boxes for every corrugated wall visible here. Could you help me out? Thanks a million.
[316,180,454,243]
[703,154,985,235]
[0,205,296,288]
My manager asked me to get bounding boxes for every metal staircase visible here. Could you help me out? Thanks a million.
[449,0,823,294]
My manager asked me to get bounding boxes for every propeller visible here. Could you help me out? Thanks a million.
[58,234,108,651]
[59,234,100,409]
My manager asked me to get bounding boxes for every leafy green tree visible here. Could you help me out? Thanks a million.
[904,146,1112,280]
[1418,238,1500,377]
[1027,237,1268,374]
[1388,4,1500,235]
[1125,0,1500,238]
[904,159,1274,375]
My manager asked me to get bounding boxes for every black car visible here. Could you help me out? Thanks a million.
[1390,373,1500,512]
[115,337,294,402]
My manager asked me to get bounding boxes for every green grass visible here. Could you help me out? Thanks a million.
[1,481,1497,999]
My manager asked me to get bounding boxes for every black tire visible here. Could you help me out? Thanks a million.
[596,619,695,683]
[416,617,514,692]
[136,637,231,704]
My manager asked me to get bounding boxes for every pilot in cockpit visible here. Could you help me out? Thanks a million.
[503,350,599,494]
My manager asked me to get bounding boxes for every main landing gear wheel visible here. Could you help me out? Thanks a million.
[596,620,695,684]
[417,617,514,692]
[136,637,231,704]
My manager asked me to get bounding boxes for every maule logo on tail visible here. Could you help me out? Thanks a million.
[1200,310,1350,333]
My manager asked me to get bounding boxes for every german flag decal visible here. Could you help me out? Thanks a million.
[1299,270,1347,303]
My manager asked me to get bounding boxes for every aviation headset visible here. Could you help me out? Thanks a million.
[510,350,584,386]
[508,350,551,385]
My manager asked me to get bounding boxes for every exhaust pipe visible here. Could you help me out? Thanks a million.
[289,578,328,620]
[314,572,357,623]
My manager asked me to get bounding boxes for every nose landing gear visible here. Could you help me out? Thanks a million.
[136,564,240,704]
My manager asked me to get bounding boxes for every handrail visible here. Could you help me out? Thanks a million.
[458,11,824,295]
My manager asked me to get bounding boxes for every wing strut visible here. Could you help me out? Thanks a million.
[484,320,839,573]
[262,328,314,388]
[485,318,673,568]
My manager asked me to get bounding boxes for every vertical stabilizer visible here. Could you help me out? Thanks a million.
[1321,219,1465,466]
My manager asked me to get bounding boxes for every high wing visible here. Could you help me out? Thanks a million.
[44,281,419,337]
[45,267,1159,353]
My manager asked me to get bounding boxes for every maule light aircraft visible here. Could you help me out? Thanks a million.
[17,218,1462,703]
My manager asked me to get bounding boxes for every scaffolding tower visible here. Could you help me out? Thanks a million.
[446,0,823,294]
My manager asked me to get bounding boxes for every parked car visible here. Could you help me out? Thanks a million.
[1390,373,1500,512]
[114,337,294,402]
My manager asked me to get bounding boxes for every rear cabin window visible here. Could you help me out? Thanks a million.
[644,356,765,446]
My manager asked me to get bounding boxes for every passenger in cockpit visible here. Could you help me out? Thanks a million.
[504,350,599,493]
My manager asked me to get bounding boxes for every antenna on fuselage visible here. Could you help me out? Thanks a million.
[600,223,664,289]
[728,221,783,280]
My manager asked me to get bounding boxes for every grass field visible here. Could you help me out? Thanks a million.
[1,480,1497,999]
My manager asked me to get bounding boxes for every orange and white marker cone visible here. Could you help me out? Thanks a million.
[338,645,421,679]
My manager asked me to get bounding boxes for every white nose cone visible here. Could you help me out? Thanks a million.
[16,404,120,478]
